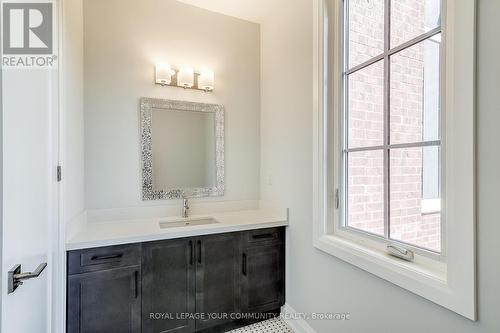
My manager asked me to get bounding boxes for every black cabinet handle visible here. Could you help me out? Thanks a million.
[242,253,247,276]
[189,240,194,265]
[134,270,139,298]
[90,253,123,261]
[197,240,202,264]
[252,233,276,240]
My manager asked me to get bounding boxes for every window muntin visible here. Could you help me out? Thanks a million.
[342,0,442,254]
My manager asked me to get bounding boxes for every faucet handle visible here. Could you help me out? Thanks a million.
[181,193,190,218]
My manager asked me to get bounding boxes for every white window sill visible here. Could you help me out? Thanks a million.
[312,234,479,317]
[314,234,446,289]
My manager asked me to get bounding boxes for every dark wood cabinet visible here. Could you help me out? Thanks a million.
[195,233,240,331]
[142,238,196,333]
[67,266,141,333]
[241,244,285,313]
[241,228,285,313]
[67,227,285,333]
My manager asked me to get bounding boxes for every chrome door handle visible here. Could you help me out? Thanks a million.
[8,263,47,294]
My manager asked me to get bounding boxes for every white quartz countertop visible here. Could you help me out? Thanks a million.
[66,208,288,251]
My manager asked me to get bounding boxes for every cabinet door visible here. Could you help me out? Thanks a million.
[67,266,141,333]
[195,233,240,331]
[142,239,196,333]
[241,244,285,313]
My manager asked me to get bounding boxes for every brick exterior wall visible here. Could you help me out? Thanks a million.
[347,0,441,252]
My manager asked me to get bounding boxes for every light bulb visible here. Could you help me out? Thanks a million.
[198,69,214,92]
[155,63,173,85]
[177,67,194,88]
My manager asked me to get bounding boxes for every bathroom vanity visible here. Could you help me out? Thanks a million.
[66,212,286,333]
[66,96,286,333]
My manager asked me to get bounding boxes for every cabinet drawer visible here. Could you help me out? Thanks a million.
[68,244,142,275]
[243,227,284,246]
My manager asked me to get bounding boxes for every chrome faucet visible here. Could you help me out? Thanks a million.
[182,194,190,218]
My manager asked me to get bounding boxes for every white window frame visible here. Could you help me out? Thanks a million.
[338,0,444,259]
[312,0,476,320]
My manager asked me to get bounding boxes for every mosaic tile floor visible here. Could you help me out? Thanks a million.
[227,317,293,333]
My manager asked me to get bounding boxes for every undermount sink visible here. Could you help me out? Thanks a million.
[159,217,218,229]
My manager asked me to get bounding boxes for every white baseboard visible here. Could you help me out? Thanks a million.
[281,303,317,333]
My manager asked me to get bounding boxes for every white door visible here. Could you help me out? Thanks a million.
[1,1,60,332]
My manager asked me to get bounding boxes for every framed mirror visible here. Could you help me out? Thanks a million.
[140,98,225,200]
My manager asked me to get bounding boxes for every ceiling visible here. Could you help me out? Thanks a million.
[176,0,281,23]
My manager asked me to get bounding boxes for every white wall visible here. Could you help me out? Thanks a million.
[83,0,261,209]
[260,0,500,332]
[63,0,85,224]
[60,1,85,332]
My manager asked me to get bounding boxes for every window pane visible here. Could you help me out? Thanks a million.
[389,146,441,252]
[390,35,441,145]
[348,0,385,69]
[390,0,441,48]
[347,150,385,236]
[348,60,385,149]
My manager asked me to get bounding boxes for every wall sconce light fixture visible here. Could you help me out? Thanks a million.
[155,63,174,85]
[198,69,214,92]
[177,67,194,88]
[155,63,214,92]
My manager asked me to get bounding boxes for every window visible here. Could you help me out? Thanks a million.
[341,0,443,254]
[313,0,476,320]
